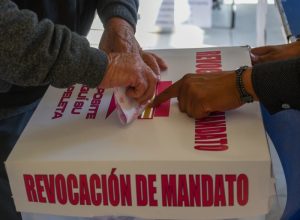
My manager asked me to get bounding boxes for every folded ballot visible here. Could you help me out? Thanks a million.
[113,87,147,125]
[5,46,273,219]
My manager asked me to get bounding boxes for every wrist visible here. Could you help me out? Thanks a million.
[242,67,259,101]
[235,66,258,103]
[105,17,134,34]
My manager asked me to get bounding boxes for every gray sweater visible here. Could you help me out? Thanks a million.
[0,0,138,119]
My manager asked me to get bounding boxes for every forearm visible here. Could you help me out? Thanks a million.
[0,0,108,89]
[252,58,300,113]
[97,0,139,31]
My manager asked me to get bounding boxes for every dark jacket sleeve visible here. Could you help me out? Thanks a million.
[0,0,108,90]
[252,57,300,114]
[97,0,139,30]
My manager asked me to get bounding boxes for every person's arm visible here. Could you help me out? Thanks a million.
[152,60,300,118]
[96,0,166,103]
[252,57,300,113]
[152,72,247,119]
[97,0,167,71]
[251,41,300,64]
[97,0,139,31]
[0,0,108,89]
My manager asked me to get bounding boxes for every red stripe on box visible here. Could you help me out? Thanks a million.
[154,81,172,117]
[105,94,116,119]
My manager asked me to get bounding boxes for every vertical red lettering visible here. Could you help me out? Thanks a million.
[148,175,158,206]
[214,175,226,206]
[35,175,46,203]
[120,175,132,206]
[55,174,67,204]
[136,175,148,206]
[67,174,79,205]
[23,174,37,202]
[201,175,213,207]
[225,175,236,206]
[237,174,249,206]
[161,175,177,207]
[178,175,189,207]
[101,175,109,205]
[90,174,101,206]
[79,175,92,205]
[43,175,56,203]
[189,175,201,206]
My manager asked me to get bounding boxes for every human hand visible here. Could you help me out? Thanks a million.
[99,17,139,53]
[99,53,158,104]
[152,70,256,119]
[141,51,168,76]
[99,17,168,76]
[251,41,300,64]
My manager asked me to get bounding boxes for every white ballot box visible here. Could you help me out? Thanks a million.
[6,47,273,219]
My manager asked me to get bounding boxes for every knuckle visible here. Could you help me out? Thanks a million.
[182,73,193,81]
[129,74,138,84]
[182,75,194,87]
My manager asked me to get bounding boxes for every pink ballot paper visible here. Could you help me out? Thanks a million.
[113,87,147,125]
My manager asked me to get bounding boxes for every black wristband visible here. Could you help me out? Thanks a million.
[235,66,254,103]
